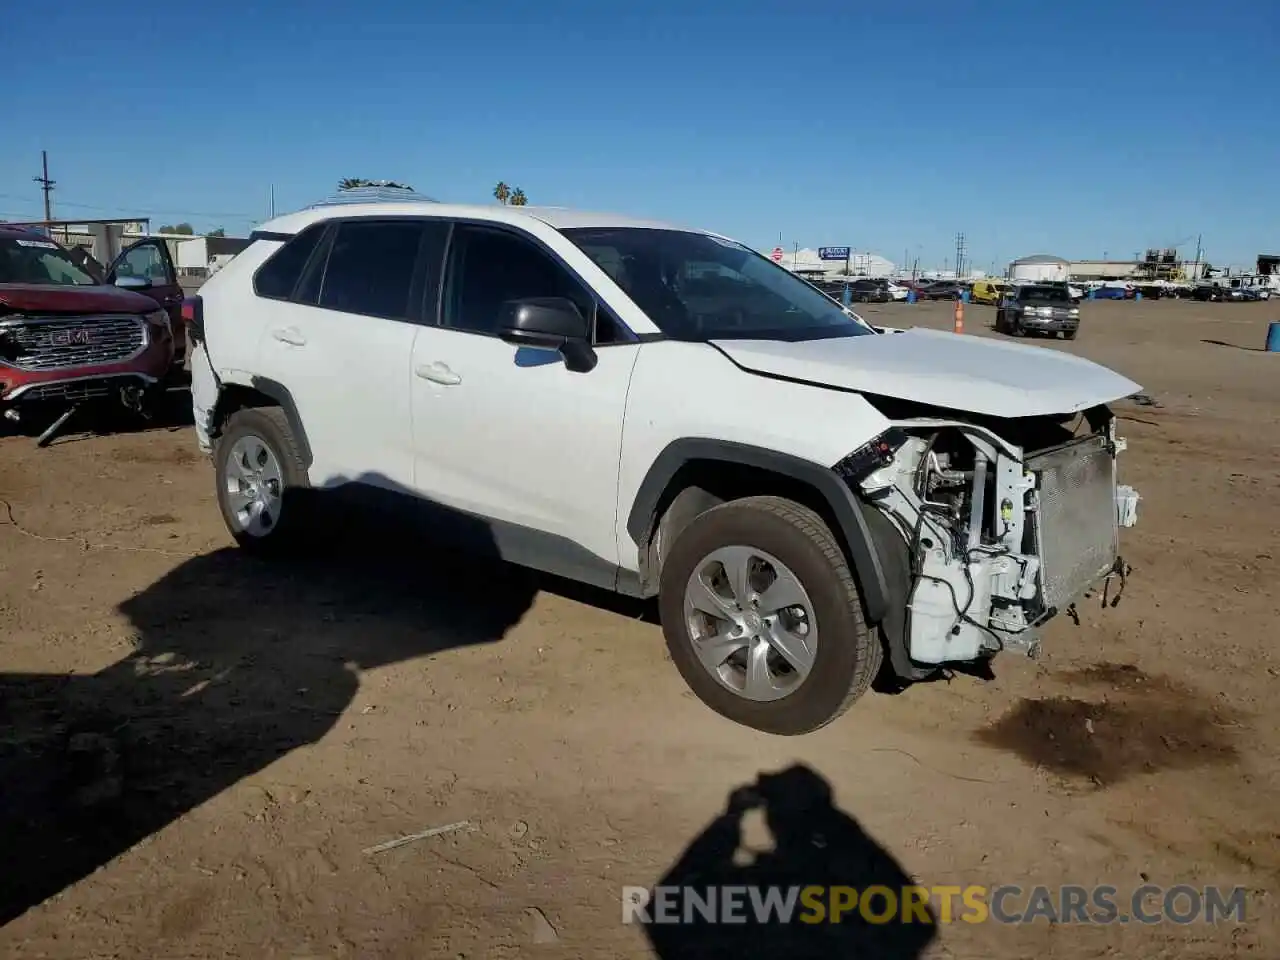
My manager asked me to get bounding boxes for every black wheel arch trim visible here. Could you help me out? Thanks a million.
[626,438,891,623]
[213,376,314,468]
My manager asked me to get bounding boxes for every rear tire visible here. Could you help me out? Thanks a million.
[214,407,311,554]
[1062,330,1077,341]
[658,496,881,735]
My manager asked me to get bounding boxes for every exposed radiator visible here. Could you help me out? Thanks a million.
[1028,434,1120,611]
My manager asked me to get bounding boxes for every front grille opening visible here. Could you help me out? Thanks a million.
[0,315,147,371]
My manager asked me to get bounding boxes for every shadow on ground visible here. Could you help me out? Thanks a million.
[0,476,543,926]
[1,387,195,448]
[1201,338,1265,353]
[642,765,937,959]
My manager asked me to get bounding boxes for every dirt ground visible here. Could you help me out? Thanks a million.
[1,299,1277,959]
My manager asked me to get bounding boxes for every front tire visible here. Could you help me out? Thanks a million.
[658,496,881,735]
[214,407,310,554]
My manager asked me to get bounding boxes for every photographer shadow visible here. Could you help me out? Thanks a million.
[644,765,937,959]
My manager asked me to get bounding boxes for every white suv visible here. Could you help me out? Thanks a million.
[188,202,1141,735]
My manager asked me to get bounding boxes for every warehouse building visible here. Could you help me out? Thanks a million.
[780,248,896,278]
[1007,254,1070,283]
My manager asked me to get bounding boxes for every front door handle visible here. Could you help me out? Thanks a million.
[415,362,462,386]
[271,327,307,346]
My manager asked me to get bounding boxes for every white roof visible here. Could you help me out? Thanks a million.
[1011,253,1070,265]
[257,202,700,237]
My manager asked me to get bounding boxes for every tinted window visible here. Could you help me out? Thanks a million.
[565,228,875,342]
[254,225,324,300]
[318,220,424,320]
[445,226,592,335]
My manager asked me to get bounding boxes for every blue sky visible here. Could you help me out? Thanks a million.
[2,0,1274,270]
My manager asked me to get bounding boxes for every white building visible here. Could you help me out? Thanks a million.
[1008,254,1071,283]
[778,248,896,278]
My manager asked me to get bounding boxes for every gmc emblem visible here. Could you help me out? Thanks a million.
[50,329,91,346]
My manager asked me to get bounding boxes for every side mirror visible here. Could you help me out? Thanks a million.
[498,297,597,373]
[115,275,151,291]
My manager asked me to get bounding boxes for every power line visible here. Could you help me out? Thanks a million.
[0,190,256,221]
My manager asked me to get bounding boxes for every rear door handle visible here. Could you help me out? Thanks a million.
[271,327,307,346]
[415,362,461,386]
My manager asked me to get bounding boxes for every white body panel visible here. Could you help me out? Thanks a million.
[409,330,638,567]
[710,328,1140,418]
[252,300,418,488]
[615,341,891,572]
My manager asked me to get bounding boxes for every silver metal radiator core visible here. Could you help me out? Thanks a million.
[1028,434,1120,611]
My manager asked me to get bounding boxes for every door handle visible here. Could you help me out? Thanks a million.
[414,362,462,386]
[271,327,307,346]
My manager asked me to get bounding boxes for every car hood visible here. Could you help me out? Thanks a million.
[710,328,1141,418]
[0,283,158,315]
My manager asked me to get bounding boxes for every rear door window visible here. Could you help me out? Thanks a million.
[317,220,427,321]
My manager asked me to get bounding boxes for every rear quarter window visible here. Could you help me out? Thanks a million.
[253,224,326,300]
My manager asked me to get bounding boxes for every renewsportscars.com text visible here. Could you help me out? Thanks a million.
[622,884,1247,926]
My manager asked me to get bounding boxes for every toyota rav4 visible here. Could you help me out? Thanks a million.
[188,202,1142,735]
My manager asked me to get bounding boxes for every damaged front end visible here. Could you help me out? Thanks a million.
[837,406,1140,670]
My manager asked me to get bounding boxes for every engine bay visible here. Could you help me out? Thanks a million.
[840,405,1139,667]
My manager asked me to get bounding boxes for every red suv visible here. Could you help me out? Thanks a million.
[0,227,185,432]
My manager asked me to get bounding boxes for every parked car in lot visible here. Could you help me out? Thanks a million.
[1091,284,1129,300]
[189,201,1141,735]
[1191,284,1239,302]
[995,283,1081,339]
[913,280,963,300]
[970,279,1008,304]
[0,227,181,441]
[846,278,892,303]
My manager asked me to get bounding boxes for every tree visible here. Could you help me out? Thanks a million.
[493,181,511,205]
[158,223,194,235]
[510,187,528,207]
[207,227,226,238]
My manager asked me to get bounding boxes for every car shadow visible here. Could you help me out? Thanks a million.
[0,475,542,926]
[641,764,937,959]
[1201,338,1265,352]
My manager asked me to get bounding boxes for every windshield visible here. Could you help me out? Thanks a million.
[1020,285,1070,302]
[561,227,876,341]
[0,236,99,286]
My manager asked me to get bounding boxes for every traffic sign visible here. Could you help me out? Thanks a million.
[818,246,851,261]
[771,247,784,262]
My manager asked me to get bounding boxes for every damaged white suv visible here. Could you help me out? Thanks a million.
[187,202,1141,734]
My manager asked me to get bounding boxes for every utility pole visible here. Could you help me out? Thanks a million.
[954,231,967,280]
[269,184,276,219]
[33,150,55,229]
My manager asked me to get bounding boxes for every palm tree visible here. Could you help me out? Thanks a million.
[493,181,511,205]
[509,187,528,206]
[338,177,373,190]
